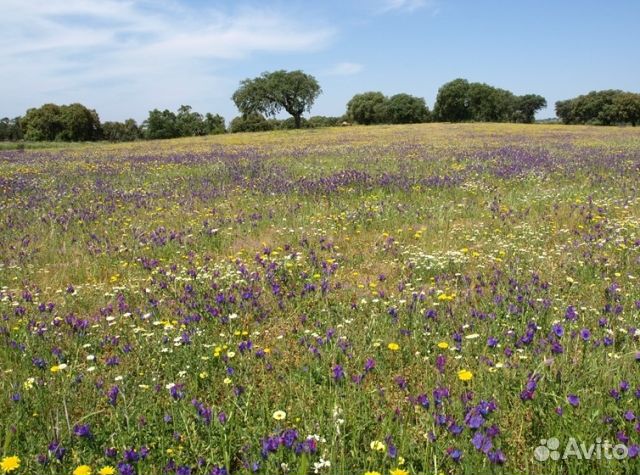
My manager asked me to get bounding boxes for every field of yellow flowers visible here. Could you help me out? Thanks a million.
[1,123,640,474]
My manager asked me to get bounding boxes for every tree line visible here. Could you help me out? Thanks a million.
[0,103,227,143]
[2,70,638,142]
[555,90,640,126]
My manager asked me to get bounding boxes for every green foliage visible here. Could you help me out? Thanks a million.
[232,70,322,128]
[512,94,547,123]
[346,91,389,125]
[467,83,514,122]
[101,119,142,142]
[176,105,207,137]
[347,92,430,125]
[22,103,101,141]
[143,109,179,139]
[434,78,546,123]
[59,103,101,141]
[385,93,430,124]
[143,107,226,139]
[229,113,274,133]
[260,116,343,130]
[275,117,310,130]
[433,79,472,122]
[22,104,64,141]
[204,113,226,135]
[307,116,343,128]
[556,90,640,126]
[610,93,640,126]
[0,117,23,141]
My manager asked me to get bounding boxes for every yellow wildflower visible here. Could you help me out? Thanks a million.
[0,456,20,472]
[73,466,92,475]
[457,369,473,381]
[370,440,386,451]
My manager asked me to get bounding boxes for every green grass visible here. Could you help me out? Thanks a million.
[1,123,640,474]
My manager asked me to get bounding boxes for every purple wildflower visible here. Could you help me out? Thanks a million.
[73,424,92,438]
[332,364,344,381]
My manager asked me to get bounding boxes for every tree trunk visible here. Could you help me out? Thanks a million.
[294,114,301,129]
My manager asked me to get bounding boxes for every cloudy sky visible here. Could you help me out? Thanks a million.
[2,0,639,122]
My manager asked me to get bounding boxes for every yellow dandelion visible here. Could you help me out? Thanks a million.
[0,456,20,472]
[272,410,287,421]
[387,342,400,351]
[73,465,92,475]
[437,341,449,349]
[364,472,382,475]
[98,467,116,475]
[390,469,409,475]
[457,369,473,381]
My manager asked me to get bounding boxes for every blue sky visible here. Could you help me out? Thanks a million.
[1,0,639,122]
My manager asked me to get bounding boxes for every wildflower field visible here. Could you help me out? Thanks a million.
[2,123,640,474]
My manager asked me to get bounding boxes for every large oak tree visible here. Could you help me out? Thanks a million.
[232,70,321,129]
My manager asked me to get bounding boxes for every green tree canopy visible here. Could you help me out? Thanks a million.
[0,117,23,141]
[21,103,100,141]
[143,106,226,139]
[102,119,142,142]
[143,109,179,139]
[610,93,640,126]
[176,105,205,136]
[385,93,430,124]
[346,91,389,125]
[434,79,546,123]
[512,94,547,123]
[556,90,640,125]
[433,79,472,122]
[204,113,226,135]
[232,70,322,129]
[58,103,101,141]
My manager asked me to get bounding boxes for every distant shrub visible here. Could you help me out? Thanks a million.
[229,114,274,133]
[307,116,343,128]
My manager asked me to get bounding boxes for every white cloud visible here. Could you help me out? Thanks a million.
[0,0,335,120]
[377,0,437,14]
[324,62,364,76]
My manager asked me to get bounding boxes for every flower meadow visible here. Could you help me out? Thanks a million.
[1,123,640,474]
